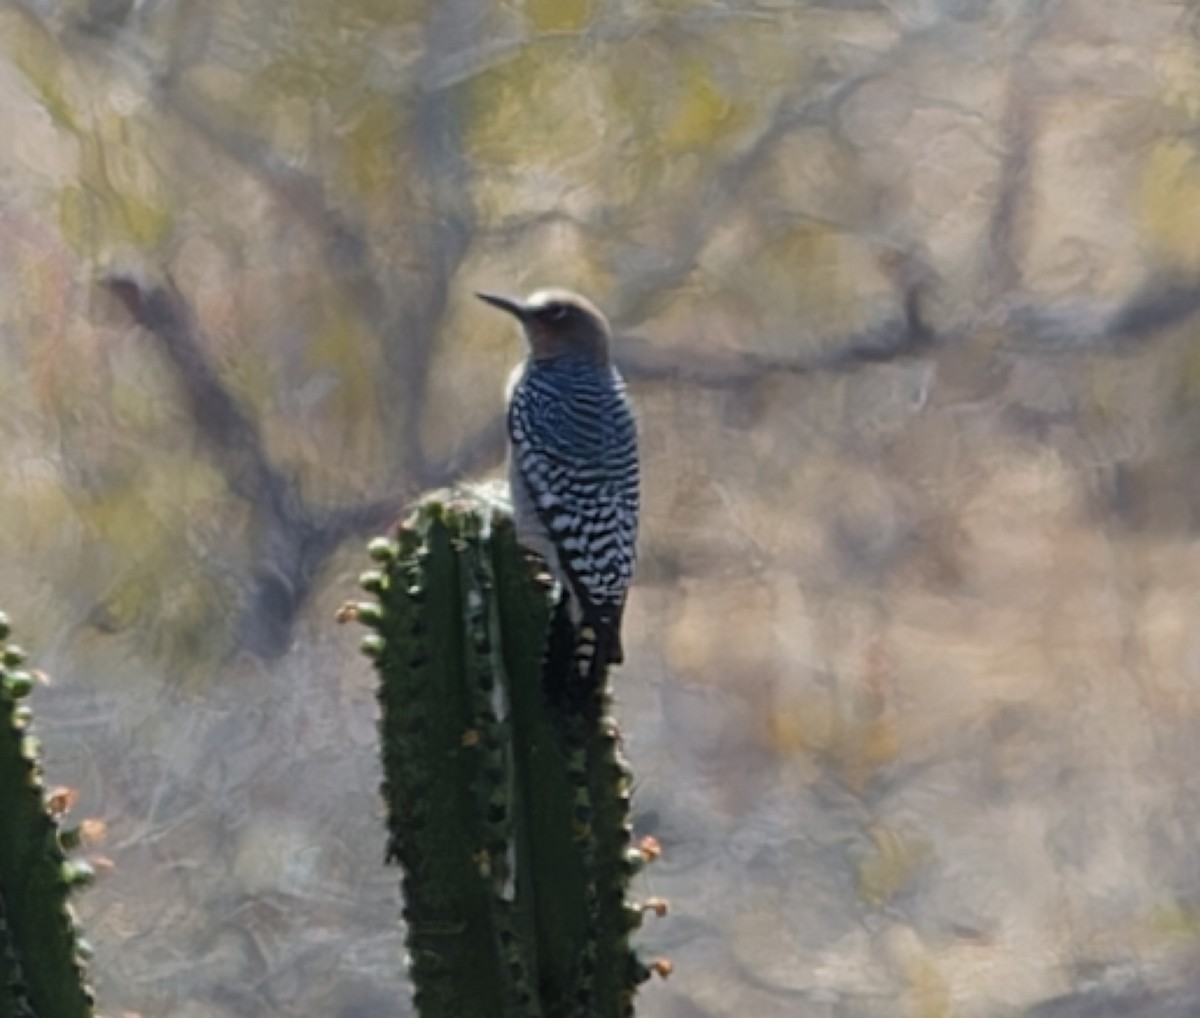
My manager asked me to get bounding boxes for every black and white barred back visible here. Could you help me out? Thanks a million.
[507,352,639,667]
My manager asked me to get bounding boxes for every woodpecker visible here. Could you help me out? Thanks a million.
[477,288,639,677]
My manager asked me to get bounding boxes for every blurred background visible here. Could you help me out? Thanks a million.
[3,0,1200,1015]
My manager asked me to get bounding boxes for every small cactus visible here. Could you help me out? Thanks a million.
[0,612,96,1018]
[344,488,663,1018]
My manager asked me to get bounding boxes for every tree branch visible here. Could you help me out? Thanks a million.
[103,275,401,657]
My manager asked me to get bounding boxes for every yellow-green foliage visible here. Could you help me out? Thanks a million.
[1138,139,1200,272]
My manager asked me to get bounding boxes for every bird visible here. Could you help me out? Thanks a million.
[476,288,639,681]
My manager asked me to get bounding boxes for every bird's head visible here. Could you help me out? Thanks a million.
[476,288,612,366]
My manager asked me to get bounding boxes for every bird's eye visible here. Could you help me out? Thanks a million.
[544,303,569,321]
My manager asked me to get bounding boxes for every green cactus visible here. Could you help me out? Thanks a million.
[0,613,96,1018]
[347,487,661,1018]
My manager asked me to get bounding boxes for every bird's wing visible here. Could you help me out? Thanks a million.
[506,368,639,616]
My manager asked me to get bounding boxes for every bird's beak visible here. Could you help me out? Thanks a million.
[475,292,528,321]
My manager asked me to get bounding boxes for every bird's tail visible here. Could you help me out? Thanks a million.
[574,608,623,686]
